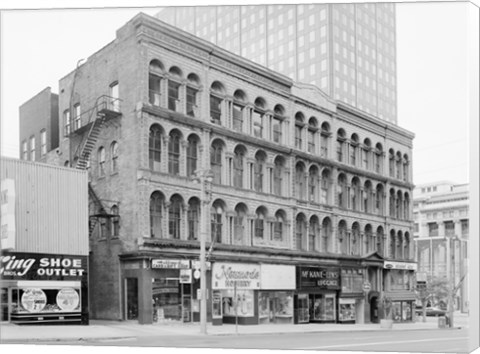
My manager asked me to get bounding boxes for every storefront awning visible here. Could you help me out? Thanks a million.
[384,291,416,301]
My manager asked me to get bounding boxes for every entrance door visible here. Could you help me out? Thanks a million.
[125,278,139,320]
[297,294,309,323]
[370,296,379,323]
[1,287,9,322]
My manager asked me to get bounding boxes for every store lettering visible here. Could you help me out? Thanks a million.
[0,255,84,277]
[215,265,259,282]
[301,270,339,279]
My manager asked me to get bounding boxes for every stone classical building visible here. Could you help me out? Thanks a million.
[21,13,415,325]
[413,182,469,313]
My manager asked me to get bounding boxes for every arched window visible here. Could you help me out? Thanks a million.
[149,60,164,106]
[111,205,119,237]
[363,139,371,170]
[150,191,164,238]
[320,122,330,158]
[255,207,267,240]
[234,204,248,244]
[338,220,349,255]
[404,232,411,259]
[404,192,410,220]
[272,105,285,144]
[254,151,266,192]
[352,222,360,255]
[187,135,199,177]
[210,140,223,184]
[350,134,358,166]
[351,177,361,211]
[336,129,346,162]
[337,173,348,208]
[389,189,396,218]
[210,81,225,125]
[233,90,247,132]
[308,117,318,153]
[364,180,373,213]
[322,217,332,253]
[98,146,105,177]
[233,146,245,188]
[64,110,71,136]
[186,73,200,117]
[320,168,331,204]
[273,156,285,196]
[211,201,224,243]
[295,112,304,149]
[396,151,402,180]
[295,162,306,200]
[296,214,307,251]
[389,230,396,258]
[187,198,200,240]
[376,184,384,215]
[253,97,266,138]
[168,130,181,175]
[376,226,385,256]
[149,125,163,171]
[111,141,119,173]
[396,231,403,259]
[169,195,183,239]
[309,165,319,203]
[396,190,403,219]
[364,224,373,254]
[389,149,395,177]
[375,143,383,173]
[403,154,409,182]
[167,66,182,111]
[309,216,319,252]
[273,210,286,241]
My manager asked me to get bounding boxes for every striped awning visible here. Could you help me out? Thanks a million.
[384,291,416,301]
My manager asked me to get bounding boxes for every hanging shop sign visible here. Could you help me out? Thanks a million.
[0,252,87,280]
[1,178,16,250]
[384,261,417,271]
[297,267,341,290]
[191,260,212,270]
[179,269,192,284]
[151,259,190,269]
[212,263,260,290]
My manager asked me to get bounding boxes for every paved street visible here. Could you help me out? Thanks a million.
[10,327,469,353]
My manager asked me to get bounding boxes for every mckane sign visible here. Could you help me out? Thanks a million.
[297,267,341,290]
[0,252,87,280]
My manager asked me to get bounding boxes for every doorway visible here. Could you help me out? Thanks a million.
[370,296,379,323]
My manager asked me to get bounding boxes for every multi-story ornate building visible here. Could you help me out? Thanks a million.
[22,13,415,325]
[413,182,469,313]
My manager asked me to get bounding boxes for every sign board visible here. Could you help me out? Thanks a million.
[260,264,296,290]
[193,269,201,279]
[416,272,427,282]
[191,260,211,270]
[297,267,341,290]
[0,252,88,281]
[384,261,417,271]
[151,259,190,269]
[212,263,260,290]
[1,179,16,250]
[179,269,192,284]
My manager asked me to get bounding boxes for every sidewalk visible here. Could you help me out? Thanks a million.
[0,312,468,343]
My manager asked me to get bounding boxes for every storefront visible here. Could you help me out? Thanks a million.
[295,266,340,324]
[383,260,417,323]
[211,262,260,325]
[258,264,295,324]
[338,267,365,323]
[0,251,88,324]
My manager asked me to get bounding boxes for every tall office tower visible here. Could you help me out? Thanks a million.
[157,3,398,123]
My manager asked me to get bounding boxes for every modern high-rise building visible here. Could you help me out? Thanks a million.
[413,182,469,313]
[157,3,398,123]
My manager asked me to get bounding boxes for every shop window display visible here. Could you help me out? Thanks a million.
[259,292,293,324]
[310,294,336,321]
[12,287,81,314]
[221,289,254,317]
[338,299,356,322]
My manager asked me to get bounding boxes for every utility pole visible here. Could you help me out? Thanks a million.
[446,235,457,328]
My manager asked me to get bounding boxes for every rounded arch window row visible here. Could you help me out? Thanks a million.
[94,141,119,177]
[149,191,290,245]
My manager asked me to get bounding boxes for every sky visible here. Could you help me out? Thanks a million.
[0,0,478,187]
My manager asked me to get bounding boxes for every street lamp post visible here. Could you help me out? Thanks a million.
[195,169,213,335]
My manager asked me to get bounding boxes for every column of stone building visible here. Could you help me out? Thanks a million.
[224,97,233,129]
[138,179,150,239]
[265,162,273,194]
[161,76,168,108]
[225,152,233,187]
[245,105,253,136]
[162,200,170,240]
[246,158,255,190]
[180,140,188,177]
[178,81,186,115]
[161,137,169,173]
[180,200,187,240]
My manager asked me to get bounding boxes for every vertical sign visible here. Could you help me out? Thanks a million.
[1,179,16,250]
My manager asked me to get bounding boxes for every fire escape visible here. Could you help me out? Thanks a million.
[69,95,122,237]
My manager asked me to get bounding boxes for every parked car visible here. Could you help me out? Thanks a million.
[415,306,447,317]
